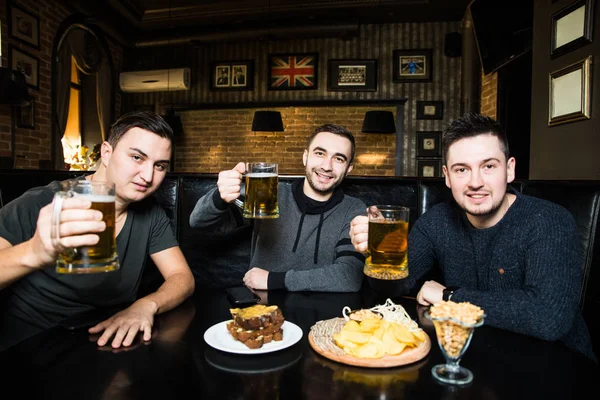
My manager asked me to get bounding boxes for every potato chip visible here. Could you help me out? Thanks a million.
[334,309,426,359]
[382,328,407,355]
[359,318,382,333]
[391,323,417,346]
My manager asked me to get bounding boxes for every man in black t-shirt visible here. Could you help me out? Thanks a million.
[0,111,195,350]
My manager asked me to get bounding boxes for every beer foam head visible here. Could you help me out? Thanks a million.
[246,172,277,178]
[72,193,115,203]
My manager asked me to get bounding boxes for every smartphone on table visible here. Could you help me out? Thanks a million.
[226,286,261,306]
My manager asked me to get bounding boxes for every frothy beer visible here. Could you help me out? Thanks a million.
[243,172,279,219]
[56,194,119,274]
[364,219,409,280]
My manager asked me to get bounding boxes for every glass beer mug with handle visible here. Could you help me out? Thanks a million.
[364,205,410,280]
[51,180,120,274]
[234,162,279,219]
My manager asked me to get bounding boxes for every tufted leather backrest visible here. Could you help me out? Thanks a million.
[1,170,599,356]
[519,181,600,354]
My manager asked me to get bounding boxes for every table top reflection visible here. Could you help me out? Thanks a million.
[0,286,598,399]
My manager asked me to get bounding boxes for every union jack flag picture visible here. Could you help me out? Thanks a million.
[268,53,319,90]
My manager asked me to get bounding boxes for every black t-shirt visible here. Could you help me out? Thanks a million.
[0,179,178,342]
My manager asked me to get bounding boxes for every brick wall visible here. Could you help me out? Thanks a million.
[0,0,123,169]
[175,106,397,176]
[0,0,71,168]
[480,70,498,119]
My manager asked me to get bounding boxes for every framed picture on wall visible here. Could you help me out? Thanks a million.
[9,45,39,89]
[210,61,254,91]
[416,100,444,120]
[268,53,318,90]
[417,158,442,178]
[416,131,442,157]
[8,3,40,49]
[551,0,594,58]
[327,59,377,91]
[392,49,433,82]
[17,99,35,129]
[548,56,591,126]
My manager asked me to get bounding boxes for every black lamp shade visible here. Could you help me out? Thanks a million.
[361,110,396,133]
[252,111,284,132]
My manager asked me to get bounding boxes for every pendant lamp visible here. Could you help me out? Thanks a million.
[362,110,396,133]
[251,110,284,132]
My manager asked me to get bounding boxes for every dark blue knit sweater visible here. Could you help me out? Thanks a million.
[407,190,595,360]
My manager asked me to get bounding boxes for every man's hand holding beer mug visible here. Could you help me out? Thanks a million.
[23,194,107,272]
[217,161,279,219]
[350,205,410,280]
[218,161,280,290]
[50,180,119,274]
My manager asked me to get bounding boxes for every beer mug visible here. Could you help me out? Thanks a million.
[364,205,409,280]
[51,180,120,274]
[235,162,279,219]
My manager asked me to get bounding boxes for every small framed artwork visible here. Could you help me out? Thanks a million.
[416,131,442,158]
[416,100,444,120]
[327,59,377,91]
[417,158,442,178]
[268,53,318,90]
[8,3,40,49]
[393,49,433,83]
[551,0,594,58]
[9,45,39,89]
[17,99,35,129]
[548,56,592,126]
[210,61,254,91]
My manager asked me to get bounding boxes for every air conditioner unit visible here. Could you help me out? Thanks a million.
[119,68,191,93]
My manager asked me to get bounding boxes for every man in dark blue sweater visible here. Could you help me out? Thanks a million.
[350,113,595,360]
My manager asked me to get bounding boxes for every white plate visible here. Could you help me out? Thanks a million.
[204,320,303,355]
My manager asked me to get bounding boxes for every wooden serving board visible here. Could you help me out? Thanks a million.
[308,317,431,368]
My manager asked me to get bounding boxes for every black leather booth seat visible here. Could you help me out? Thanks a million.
[0,169,599,358]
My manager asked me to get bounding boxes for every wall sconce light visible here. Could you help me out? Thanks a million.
[251,111,284,132]
[361,110,396,133]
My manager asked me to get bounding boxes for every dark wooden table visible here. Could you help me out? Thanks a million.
[0,286,598,399]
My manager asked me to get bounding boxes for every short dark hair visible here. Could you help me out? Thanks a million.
[107,111,173,149]
[306,124,356,164]
[442,113,510,165]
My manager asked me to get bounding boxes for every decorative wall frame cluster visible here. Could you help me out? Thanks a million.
[8,2,40,49]
[548,56,592,126]
[551,0,594,58]
[210,61,254,91]
[327,59,377,91]
[393,49,433,83]
[416,131,443,177]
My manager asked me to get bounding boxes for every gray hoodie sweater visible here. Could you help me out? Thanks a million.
[190,180,366,292]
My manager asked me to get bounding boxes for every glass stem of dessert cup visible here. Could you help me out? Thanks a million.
[425,311,485,386]
[433,329,474,385]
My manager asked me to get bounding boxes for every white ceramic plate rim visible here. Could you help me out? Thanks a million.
[204,320,303,354]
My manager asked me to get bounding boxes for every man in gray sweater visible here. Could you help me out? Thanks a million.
[190,124,366,292]
[350,113,595,360]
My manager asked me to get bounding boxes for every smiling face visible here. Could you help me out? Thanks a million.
[443,133,516,229]
[101,127,172,206]
[302,131,354,201]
